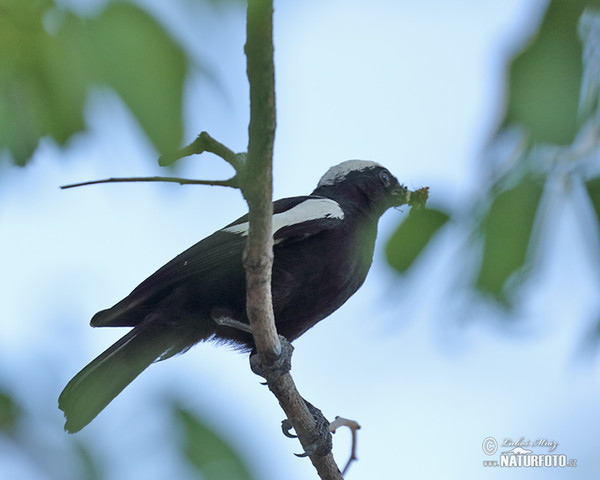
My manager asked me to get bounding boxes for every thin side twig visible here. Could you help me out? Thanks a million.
[60,176,239,190]
[158,131,245,171]
[330,417,362,476]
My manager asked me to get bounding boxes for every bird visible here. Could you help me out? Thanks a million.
[59,160,411,433]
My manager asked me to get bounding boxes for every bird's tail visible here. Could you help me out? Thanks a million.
[58,320,178,433]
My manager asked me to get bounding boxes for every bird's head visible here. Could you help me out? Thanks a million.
[312,160,409,217]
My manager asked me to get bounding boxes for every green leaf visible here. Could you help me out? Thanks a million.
[176,406,255,480]
[0,1,187,165]
[60,2,186,155]
[385,208,449,273]
[475,178,544,302]
[0,1,87,164]
[585,176,600,224]
[0,390,20,431]
[501,0,587,145]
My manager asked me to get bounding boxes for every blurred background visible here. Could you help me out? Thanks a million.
[2,0,600,478]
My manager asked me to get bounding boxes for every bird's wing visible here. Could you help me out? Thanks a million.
[90,229,246,327]
[222,195,345,244]
[91,195,342,327]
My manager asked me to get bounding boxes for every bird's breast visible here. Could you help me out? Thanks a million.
[271,222,376,340]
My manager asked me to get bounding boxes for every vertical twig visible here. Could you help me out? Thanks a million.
[244,0,280,363]
[243,1,343,478]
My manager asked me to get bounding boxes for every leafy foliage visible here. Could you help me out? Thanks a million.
[385,208,449,273]
[385,1,600,309]
[586,176,600,224]
[0,0,186,165]
[474,178,544,302]
[176,406,256,480]
[0,389,19,432]
[500,0,588,145]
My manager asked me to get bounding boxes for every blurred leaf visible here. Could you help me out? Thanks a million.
[501,0,588,145]
[0,1,187,165]
[0,390,20,431]
[176,406,255,480]
[60,2,187,155]
[475,178,544,302]
[578,312,600,359]
[72,440,102,480]
[585,176,600,224]
[0,0,87,164]
[385,208,449,273]
[578,10,600,120]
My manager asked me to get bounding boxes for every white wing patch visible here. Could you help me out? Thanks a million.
[223,198,344,237]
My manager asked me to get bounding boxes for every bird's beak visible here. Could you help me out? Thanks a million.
[391,185,410,207]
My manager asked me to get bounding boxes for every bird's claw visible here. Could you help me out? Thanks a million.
[281,419,297,438]
[293,427,332,457]
[294,446,314,458]
[291,400,333,457]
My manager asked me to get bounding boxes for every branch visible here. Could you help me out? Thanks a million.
[243,0,278,359]
[158,131,244,171]
[243,1,343,479]
[60,176,239,190]
[61,132,244,191]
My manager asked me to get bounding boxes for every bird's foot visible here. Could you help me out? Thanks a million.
[249,335,293,382]
[283,400,333,457]
[250,339,332,457]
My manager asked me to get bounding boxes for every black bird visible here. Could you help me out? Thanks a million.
[59,160,410,433]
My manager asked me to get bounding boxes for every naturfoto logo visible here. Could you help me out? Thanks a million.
[482,437,577,468]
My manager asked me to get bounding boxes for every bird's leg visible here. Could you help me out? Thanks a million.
[211,308,253,333]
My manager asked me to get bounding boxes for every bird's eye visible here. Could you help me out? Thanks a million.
[379,170,392,187]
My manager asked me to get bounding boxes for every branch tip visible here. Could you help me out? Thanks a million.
[329,416,361,475]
